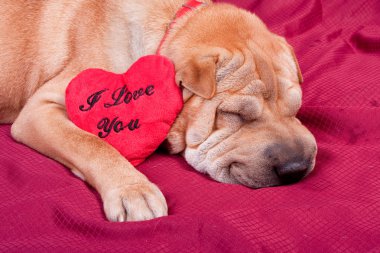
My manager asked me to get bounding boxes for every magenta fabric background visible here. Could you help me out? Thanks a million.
[0,0,379,252]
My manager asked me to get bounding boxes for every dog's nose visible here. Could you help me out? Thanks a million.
[275,160,308,184]
[265,142,313,185]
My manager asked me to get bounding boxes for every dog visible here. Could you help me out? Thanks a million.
[0,0,317,222]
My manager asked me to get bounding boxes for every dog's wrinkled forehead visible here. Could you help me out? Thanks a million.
[214,39,303,116]
[213,45,253,90]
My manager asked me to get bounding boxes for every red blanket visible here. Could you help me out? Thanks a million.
[0,0,379,252]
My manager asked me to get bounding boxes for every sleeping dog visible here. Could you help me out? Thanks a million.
[0,0,317,221]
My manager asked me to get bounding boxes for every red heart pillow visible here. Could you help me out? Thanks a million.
[66,55,183,166]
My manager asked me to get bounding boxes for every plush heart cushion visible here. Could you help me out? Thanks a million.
[66,55,183,166]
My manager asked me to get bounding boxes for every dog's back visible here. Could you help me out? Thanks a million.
[0,0,110,123]
[0,1,40,122]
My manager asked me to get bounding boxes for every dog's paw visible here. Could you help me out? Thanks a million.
[103,181,168,222]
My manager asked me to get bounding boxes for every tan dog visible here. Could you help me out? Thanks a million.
[0,0,317,222]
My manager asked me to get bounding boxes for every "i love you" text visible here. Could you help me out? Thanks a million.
[78,85,155,138]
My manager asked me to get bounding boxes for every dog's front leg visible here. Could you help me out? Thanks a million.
[11,72,167,222]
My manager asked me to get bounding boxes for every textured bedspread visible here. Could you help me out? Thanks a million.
[0,0,379,252]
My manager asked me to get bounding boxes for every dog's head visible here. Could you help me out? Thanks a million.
[161,3,317,188]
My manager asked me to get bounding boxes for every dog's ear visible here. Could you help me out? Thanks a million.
[275,36,303,84]
[289,46,303,84]
[176,54,218,99]
[253,48,277,97]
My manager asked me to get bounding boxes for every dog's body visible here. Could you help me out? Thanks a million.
[0,0,317,222]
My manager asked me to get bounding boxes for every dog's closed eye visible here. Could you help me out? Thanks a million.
[218,95,263,121]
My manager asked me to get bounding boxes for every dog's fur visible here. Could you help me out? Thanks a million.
[0,0,317,222]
